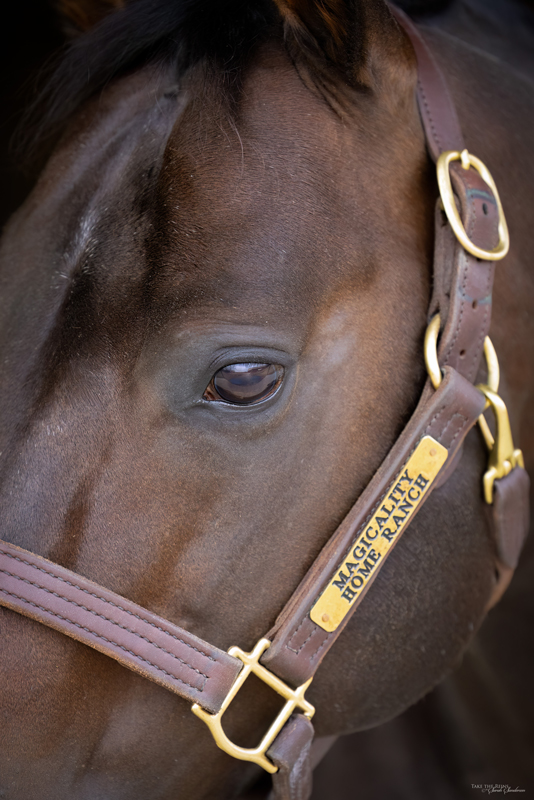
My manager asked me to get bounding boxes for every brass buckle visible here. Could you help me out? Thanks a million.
[476,385,525,504]
[192,638,315,774]
[436,149,509,261]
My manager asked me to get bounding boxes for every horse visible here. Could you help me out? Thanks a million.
[0,0,532,797]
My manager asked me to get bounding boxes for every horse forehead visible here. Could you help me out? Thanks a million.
[156,55,382,310]
[168,41,350,180]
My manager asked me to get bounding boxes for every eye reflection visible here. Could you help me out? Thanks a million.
[204,363,284,405]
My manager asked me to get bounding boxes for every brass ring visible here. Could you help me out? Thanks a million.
[482,335,499,393]
[478,336,499,450]
[436,150,509,261]
[424,313,499,393]
[424,314,442,390]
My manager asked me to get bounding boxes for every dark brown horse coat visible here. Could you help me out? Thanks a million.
[0,1,533,798]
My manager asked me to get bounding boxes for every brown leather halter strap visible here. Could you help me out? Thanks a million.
[0,542,242,713]
[0,11,529,800]
[262,6,507,685]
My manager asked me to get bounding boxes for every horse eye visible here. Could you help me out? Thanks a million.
[204,363,284,405]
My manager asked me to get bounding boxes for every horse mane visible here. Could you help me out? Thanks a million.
[19,0,452,164]
[20,0,279,163]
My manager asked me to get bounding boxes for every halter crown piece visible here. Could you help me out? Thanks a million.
[0,8,529,800]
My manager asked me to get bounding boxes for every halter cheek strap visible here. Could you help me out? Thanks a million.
[0,10,529,800]
[261,6,525,689]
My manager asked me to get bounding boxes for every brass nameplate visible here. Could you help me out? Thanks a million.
[310,436,448,633]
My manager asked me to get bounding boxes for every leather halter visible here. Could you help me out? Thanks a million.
[0,9,530,800]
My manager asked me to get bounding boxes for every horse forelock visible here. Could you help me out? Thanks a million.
[21,0,417,165]
[23,0,279,162]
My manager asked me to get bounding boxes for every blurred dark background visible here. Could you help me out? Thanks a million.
[0,0,63,230]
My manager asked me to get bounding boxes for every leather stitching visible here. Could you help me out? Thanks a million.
[0,549,216,663]
[468,260,493,383]
[0,567,210,685]
[424,404,448,433]
[433,411,469,445]
[0,584,206,692]
[286,428,452,664]
[465,194,483,383]
[424,404,468,444]
[304,407,469,664]
[442,178,496,384]
[285,403,473,666]
[308,632,330,663]
[417,78,442,151]
[442,247,468,368]
[442,177,477,371]
[287,619,316,655]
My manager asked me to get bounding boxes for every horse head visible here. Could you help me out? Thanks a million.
[1,1,529,797]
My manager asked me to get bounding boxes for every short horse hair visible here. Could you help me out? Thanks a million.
[21,0,452,163]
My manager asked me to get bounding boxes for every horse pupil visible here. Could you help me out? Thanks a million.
[211,363,283,405]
